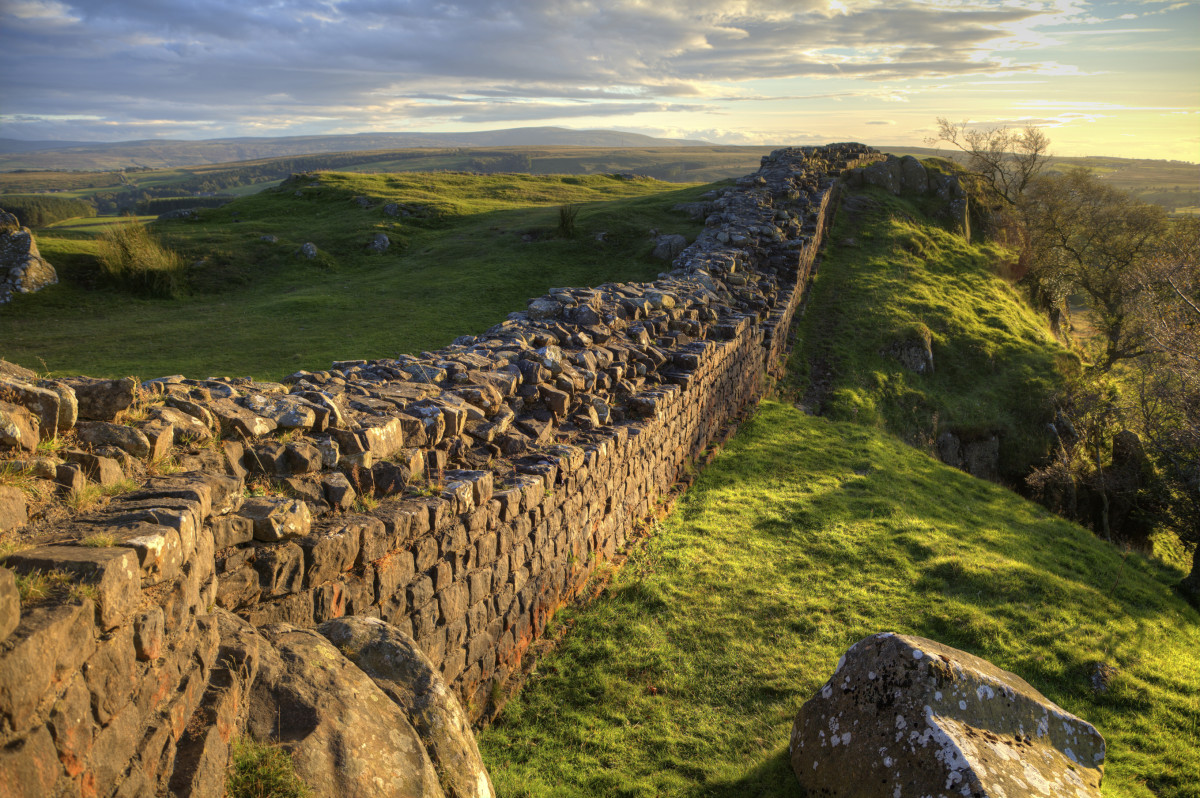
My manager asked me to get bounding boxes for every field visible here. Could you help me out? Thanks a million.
[476,183,1200,798]
[3,144,1195,220]
[0,171,710,379]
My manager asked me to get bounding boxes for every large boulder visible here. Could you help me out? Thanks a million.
[790,632,1105,798]
[247,623,445,798]
[0,209,58,304]
[319,616,495,798]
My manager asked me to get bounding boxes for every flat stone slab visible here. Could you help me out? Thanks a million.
[790,632,1105,798]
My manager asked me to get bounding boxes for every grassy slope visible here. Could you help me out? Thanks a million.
[1,172,710,380]
[478,189,1200,797]
[788,187,1071,481]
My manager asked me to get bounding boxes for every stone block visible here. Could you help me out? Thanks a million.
[4,545,139,631]
[300,526,361,588]
[0,399,39,451]
[0,377,61,439]
[60,376,137,421]
[0,726,60,798]
[239,496,312,542]
[0,601,95,730]
[0,567,17,642]
[211,514,254,549]
[0,484,27,533]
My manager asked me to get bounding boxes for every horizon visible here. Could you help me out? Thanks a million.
[1,126,1198,165]
[1,1,1197,162]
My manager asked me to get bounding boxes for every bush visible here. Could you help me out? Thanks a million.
[225,738,311,798]
[95,218,186,298]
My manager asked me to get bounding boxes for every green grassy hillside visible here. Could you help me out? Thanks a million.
[0,171,710,380]
[479,404,1200,797]
[788,186,1072,483]
[477,184,1200,797]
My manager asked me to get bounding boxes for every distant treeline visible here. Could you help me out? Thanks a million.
[135,196,234,214]
[0,194,96,227]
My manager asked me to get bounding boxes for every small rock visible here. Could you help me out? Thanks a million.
[300,242,318,259]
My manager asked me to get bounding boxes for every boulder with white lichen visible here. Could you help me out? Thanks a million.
[790,632,1105,797]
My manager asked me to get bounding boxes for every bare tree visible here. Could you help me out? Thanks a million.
[1130,217,1200,601]
[928,118,1050,207]
[1022,168,1168,370]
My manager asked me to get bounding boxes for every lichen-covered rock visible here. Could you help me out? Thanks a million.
[790,632,1105,798]
[247,623,446,798]
[319,616,495,798]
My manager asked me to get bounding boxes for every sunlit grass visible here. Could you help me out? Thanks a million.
[480,404,1200,797]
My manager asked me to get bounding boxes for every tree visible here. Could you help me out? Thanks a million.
[928,118,1050,207]
[1022,168,1168,370]
[1129,217,1200,601]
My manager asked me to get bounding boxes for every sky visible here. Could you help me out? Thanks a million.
[0,0,1197,161]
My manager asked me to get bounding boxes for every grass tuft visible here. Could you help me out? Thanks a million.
[95,217,186,298]
[225,737,311,798]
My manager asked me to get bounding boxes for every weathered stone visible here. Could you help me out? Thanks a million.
[790,632,1105,798]
[83,625,137,724]
[0,485,28,533]
[150,404,213,444]
[36,379,79,432]
[0,211,58,305]
[63,449,125,486]
[0,377,61,439]
[133,607,166,661]
[3,545,139,630]
[0,726,60,798]
[652,234,688,261]
[884,324,934,376]
[209,398,278,439]
[76,420,152,459]
[0,399,39,451]
[60,376,138,421]
[320,616,495,798]
[0,566,18,641]
[0,601,95,730]
[247,623,446,798]
[239,496,312,541]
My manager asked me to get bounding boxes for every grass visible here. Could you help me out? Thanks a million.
[478,403,1200,797]
[1,171,710,380]
[478,178,1199,797]
[94,217,187,298]
[787,186,1072,482]
[225,737,311,798]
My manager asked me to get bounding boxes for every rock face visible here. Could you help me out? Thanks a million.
[0,209,58,304]
[844,155,970,240]
[791,633,1105,798]
[247,623,446,798]
[320,617,495,798]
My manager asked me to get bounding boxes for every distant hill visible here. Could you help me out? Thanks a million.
[0,128,710,171]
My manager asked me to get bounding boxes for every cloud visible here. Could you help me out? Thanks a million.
[866,120,897,125]
[0,0,1105,140]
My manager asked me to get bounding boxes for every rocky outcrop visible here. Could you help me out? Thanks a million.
[844,155,970,240]
[790,632,1105,798]
[320,616,494,798]
[0,209,58,304]
[247,623,445,798]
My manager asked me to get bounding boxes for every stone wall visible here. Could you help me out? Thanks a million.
[0,143,879,797]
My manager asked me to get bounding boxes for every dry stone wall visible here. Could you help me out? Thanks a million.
[0,143,880,797]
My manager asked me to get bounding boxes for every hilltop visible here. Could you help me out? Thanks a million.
[0,127,710,172]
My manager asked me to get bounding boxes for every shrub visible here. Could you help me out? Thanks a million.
[557,203,579,238]
[95,218,186,298]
